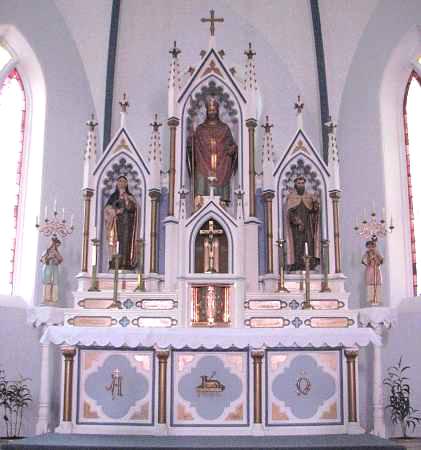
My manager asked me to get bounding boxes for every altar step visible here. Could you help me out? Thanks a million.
[1,433,404,450]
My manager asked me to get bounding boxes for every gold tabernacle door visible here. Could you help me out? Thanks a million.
[191,285,230,327]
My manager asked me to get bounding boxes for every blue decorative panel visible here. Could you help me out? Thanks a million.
[77,348,154,425]
[171,350,249,427]
[266,349,343,426]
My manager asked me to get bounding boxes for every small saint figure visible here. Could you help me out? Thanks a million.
[361,239,383,305]
[206,285,216,326]
[187,98,238,205]
[40,236,63,304]
[104,175,139,270]
[285,176,320,271]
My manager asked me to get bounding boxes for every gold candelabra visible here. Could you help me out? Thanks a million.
[276,239,289,292]
[134,238,145,292]
[88,238,100,292]
[354,208,394,240]
[36,203,74,238]
[302,254,312,310]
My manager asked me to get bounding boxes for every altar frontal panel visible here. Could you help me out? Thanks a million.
[171,350,249,427]
[266,349,343,427]
[77,348,154,425]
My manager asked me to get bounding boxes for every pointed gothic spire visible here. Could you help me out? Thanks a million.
[83,113,98,190]
[119,93,129,128]
[325,116,341,191]
[148,114,163,191]
[294,95,304,129]
[178,186,189,221]
[168,41,182,117]
[244,42,258,119]
[261,115,275,192]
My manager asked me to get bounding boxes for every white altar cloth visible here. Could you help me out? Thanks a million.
[41,326,380,348]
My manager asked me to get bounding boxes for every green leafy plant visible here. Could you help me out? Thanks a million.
[384,357,421,438]
[0,369,32,439]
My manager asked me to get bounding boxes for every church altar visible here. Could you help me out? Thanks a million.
[33,10,384,438]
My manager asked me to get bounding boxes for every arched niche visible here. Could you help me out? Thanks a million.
[194,218,229,274]
[180,75,245,214]
[95,153,147,272]
[276,154,329,273]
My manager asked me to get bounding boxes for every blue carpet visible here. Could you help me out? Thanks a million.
[0,433,405,450]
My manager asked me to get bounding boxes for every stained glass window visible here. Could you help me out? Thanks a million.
[403,72,421,295]
[0,69,26,294]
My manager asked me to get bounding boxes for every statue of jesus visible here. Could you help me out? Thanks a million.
[187,98,237,204]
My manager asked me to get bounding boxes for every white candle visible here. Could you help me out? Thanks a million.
[372,200,375,214]
[304,242,309,256]
[36,215,39,226]
[390,215,393,227]
[382,208,385,220]
[93,226,97,239]
[54,199,57,213]
[116,241,120,254]
[70,214,74,227]
[92,245,97,266]
[62,208,65,219]
[44,205,48,219]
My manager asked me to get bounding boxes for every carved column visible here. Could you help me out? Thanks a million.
[262,192,274,273]
[246,118,257,217]
[157,350,169,424]
[252,350,264,424]
[345,348,358,423]
[329,190,342,273]
[81,188,94,272]
[62,347,76,423]
[149,190,161,273]
[167,117,179,217]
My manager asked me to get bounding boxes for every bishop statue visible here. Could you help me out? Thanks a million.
[188,98,238,205]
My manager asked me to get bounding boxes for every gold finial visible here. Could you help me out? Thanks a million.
[150,113,162,132]
[244,42,256,60]
[86,113,98,131]
[169,41,181,59]
[262,115,274,133]
[201,10,224,37]
[294,95,304,114]
[119,93,129,113]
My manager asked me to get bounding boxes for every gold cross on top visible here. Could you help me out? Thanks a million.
[201,10,224,37]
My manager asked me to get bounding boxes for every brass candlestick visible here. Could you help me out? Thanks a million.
[302,254,312,309]
[108,253,122,309]
[320,239,331,292]
[276,239,289,292]
[88,238,100,292]
[134,238,145,292]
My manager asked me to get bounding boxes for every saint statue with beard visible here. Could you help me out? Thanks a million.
[187,97,237,205]
[285,176,321,271]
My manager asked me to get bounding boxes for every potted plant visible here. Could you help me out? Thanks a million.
[384,357,421,440]
[0,369,32,440]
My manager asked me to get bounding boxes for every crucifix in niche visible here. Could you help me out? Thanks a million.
[195,219,228,273]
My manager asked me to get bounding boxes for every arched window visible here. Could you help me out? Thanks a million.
[0,46,26,295]
[403,71,421,296]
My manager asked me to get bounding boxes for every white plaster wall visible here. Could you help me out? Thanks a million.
[337,0,421,309]
[113,0,321,167]
[319,0,380,119]
[54,0,112,149]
